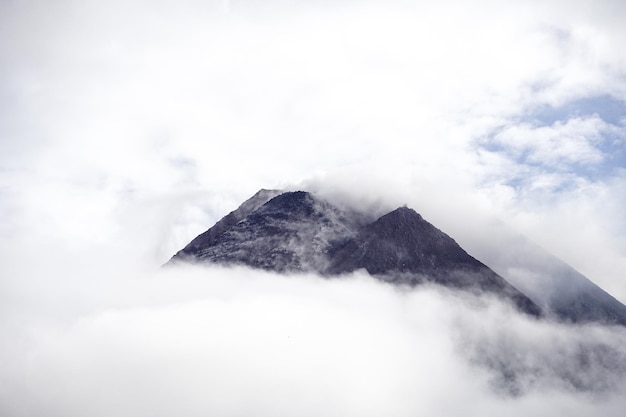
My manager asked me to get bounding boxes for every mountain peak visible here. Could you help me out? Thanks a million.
[168,188,626,325]
[256,191,316,217]
[378,206,424,223]
[168,190,545,317]
[368,206,426,233]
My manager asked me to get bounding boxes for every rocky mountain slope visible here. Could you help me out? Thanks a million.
[169,190,543,317]
[169,189,626,325]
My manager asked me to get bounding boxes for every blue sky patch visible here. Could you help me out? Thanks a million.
[479,95,626,189]
[529,95,626,126]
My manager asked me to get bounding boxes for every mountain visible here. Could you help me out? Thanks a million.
[171,190,372,273]
[173,188,283,261]
[469,230,626,326]
[169,190,543,317]
[325,206,541,316]
[169,189,626,325]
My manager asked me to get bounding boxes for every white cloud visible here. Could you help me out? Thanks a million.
[2,263,626,417]
[3,0,626,414]
[490,115,618,167]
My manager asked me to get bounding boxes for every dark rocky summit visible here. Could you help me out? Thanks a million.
[169,190,543,317]
[169,189,626,324]
[325,206,541,316]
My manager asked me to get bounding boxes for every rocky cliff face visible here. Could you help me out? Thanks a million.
[169,190,543,317]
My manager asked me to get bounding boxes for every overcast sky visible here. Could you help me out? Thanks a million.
[2,0,626,415]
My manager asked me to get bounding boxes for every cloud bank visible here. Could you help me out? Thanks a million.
[3,261,626,417]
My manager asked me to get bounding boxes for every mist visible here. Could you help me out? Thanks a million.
[3,254,626,416]
[2,0,626,415]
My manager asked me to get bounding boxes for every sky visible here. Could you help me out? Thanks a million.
[2,0,626,415]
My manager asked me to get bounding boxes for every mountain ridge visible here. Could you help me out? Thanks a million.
[169,190,545,317]
[168,189,626,325]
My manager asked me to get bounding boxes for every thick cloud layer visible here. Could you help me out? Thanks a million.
[3,259,626,417]
[2,0,626,415]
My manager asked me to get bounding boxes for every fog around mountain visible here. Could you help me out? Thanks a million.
[170,190,545,316]
[3,188,626,416]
